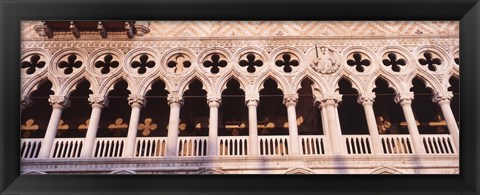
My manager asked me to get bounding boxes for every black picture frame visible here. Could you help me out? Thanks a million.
[1,0,479,194]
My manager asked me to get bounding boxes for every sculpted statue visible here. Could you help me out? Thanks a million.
[310,45,340,74]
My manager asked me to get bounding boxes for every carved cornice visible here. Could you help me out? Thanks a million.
[127,94,145,108]
[48,95,70,109]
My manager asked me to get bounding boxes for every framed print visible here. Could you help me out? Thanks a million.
[1,0,479,194]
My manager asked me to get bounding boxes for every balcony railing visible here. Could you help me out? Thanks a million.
[135,137,167,157]
[299,135,326,155]
[20,134,458,159]
[177,136,208,157]
[421,134,456,154]
[93,137,126,158]
[343,135,372,155]
[21,138,42,159]
[258,136,290,156]
[50,138,84,158]
[380,135,413,154]
[218,136,248,156]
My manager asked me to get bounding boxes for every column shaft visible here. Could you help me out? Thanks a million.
[247,100,259,155]
[38,107,63,158]
[124,105,141,157]
[400,103,425,154]
[80,106,102,158]
[166,103,181,156]
[439,102,460,152]
[207,98,220,156]
[286,105,300,154]
[362,103,383,154]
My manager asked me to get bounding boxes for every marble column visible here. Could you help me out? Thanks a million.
[124,94,145,158]
[38,95,70,158]
[80,95,108,158]
[284,94,300,154]
[166,93,183,156]
[395,92,425,154]
[246,96,259,155]
[433,92,460,152]
[315,94,343,155]
[358,93,383,154]
[207,96,221,156]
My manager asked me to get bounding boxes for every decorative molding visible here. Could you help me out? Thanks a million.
[48,95,70,109]
[127,94,145,107]
[394,92,414,105]
[432,91,453,104]
[88,94,109,108]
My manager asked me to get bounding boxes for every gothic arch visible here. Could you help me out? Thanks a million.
[177,74,212,96]
[215,69,249,95]
[292,71,326,95]
[406,72,443,93]
[285,167,315,174]
[60,75,96,97]
[22,72,60,98]
[99,73,136,96]
[370,166,404,174]
[138,76,173,96]
[368,73,402,94]
[255,70,289,94]
[332,73,365,94]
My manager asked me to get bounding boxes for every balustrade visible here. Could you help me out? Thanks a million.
[135,137,167,157]
[421,134,456,154]
[343,135,372,155]
[93,138,126,158]
[21,138,42,159]
[218,136,248,156]
[50,138,84,158]
[258,136,290,156]
[299,135,326,155]
[177,137,208,157]
[380,135,414,154]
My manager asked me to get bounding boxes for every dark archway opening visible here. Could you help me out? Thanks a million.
[373,78,407,134]
[21,79,54,138]
[258,78,288,135]
[448,76,459,126]
[296,78,323,135]
[98,79,131,137]
[140,80,170,137]
[337,78,368,135]
[180,79,209,136]
[220,79,247,136]
[410,77,447,134]
[59,79,93,138]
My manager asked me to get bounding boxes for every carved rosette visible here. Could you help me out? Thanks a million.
[283,94,299,107]
[307,46,341,74]
[48,95,71,109]
[128,94,146,108]
[88,94,109,108]
[357,93,376,105]
[432,91,453,105]
[394,92,414,105]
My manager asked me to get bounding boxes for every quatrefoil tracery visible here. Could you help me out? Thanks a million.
[275,53,299,73]
[239,53,263,73]
[95,54,119,74]
[131,54,156,74]
[58,54,83,75]
[346,52,370,72]
[418,52,442,71]
[382,53,406,72]
[167,54,192,74]
[203,54,227,74]
[21,54,46,75]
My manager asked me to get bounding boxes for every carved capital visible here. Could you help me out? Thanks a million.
[88,94,109,108]
[167,93,183,107]
[207,95,221,108]
[358,93,376,105]
[128,94,145,108]
[48,95,70,109]
[394,92,414,105]
[315,93,342,107]
[283,94,299,107]
[432,91,453,105]
[245,94,259,107]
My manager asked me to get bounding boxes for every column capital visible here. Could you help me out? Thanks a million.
[432,91,453,105]
[88,94,109,109]
[167,93,183,107]
[315,93,342,107]
[21,96,32,110]
[48,95,70,109]
[394,92,414,105]
[128,94,145,108]
[207,95,221,108]
[283,94,299,107]
[358,93,376,105]
[245,94,259,107]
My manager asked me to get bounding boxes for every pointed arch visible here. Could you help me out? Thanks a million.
[214,69,249,95]
[406,71,443,93]
[292,69,327,95]
[255,70,289,94]
[370,74,402,94]
[177,72,212,95]
[60,74,97,97]
[138,75,173,96]
[21,72,60,98]
[333,74,364,94]
[98,72,136,96]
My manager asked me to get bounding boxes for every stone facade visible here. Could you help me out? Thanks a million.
[20,21,459,174]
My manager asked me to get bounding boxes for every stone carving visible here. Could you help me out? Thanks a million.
[167,54,191,74]
[48,96,70,109]
[88,95,109,108]
[308,45,340,74]
[128,95,146,107]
